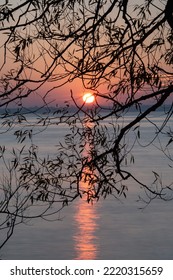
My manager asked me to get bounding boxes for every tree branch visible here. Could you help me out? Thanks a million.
[165,0,173,29]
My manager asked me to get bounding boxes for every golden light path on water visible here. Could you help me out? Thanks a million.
[73,120,100,259]
[73,193,99,259]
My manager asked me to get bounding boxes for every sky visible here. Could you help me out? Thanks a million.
[0,0,172,109]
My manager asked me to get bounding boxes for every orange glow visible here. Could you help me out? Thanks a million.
[73,197,99,259]
[73,130,99,259]
[82,92,95,104]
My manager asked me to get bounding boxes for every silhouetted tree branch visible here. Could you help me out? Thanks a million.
[0,0,173,250]
[165,0,173,29]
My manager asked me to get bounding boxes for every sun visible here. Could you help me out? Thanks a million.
[82,92,95,104]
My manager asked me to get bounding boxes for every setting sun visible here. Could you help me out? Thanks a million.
[82,93,95,104]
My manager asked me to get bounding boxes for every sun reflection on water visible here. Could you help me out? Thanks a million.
[73,195,99,259]
[73,119,100,260]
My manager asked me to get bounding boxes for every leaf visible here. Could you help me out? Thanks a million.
[166,138,173,147]
[133,125,140,131]
[130,155,135,164]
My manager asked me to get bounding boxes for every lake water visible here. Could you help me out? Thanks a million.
[0,109,173,260]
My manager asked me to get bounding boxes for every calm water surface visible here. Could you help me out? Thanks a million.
[0,110,173,259]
